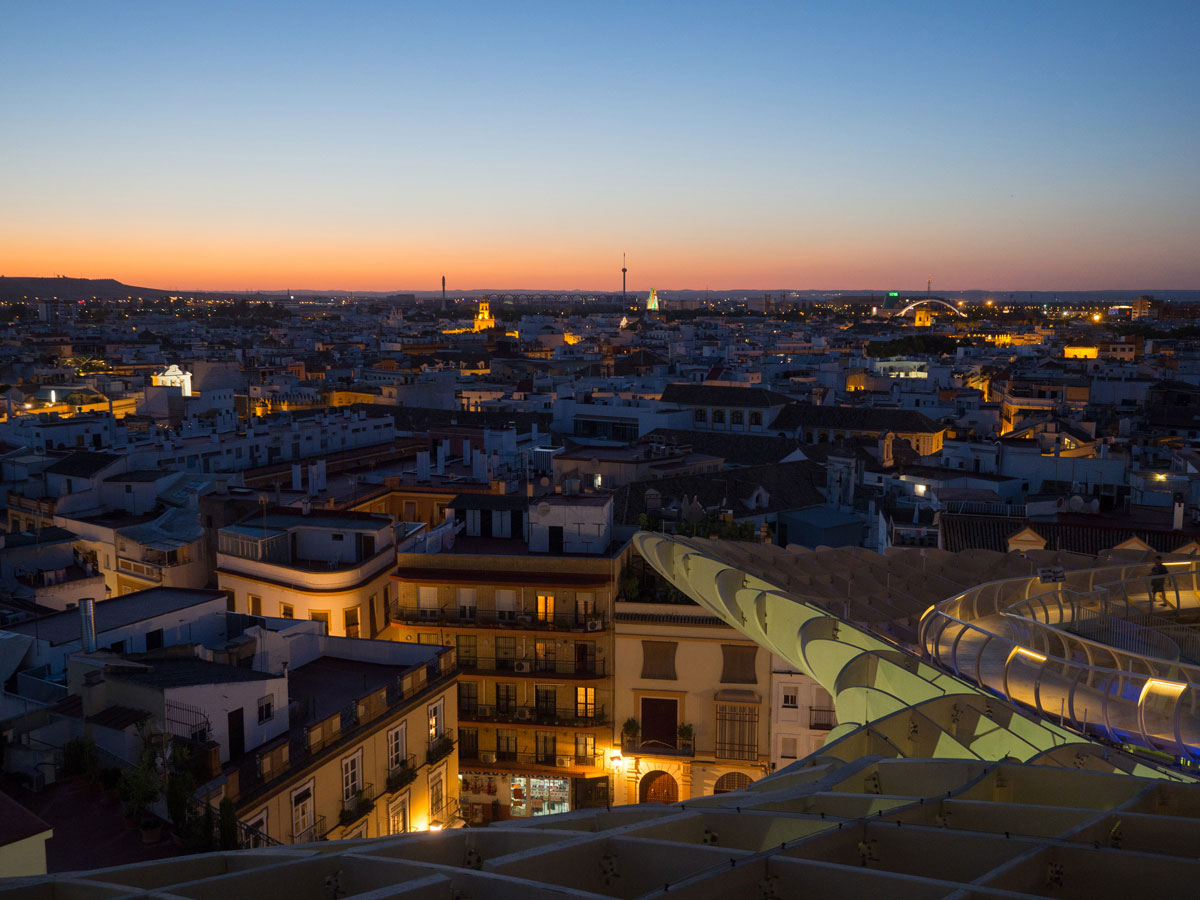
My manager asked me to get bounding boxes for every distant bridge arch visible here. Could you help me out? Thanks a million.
[897,298,966,318]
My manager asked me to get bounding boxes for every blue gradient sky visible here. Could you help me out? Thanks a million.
[2,1,1198,291]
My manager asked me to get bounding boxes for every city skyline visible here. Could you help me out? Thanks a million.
[2,1,1199,291]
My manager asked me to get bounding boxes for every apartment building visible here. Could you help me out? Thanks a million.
[612,600,773,803]
[65,627,459,844]
[388,492,628,824]
[218,508,396,638]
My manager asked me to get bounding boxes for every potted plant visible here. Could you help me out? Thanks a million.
[621,718,640,750]
[118,762,162,829]
[677,723,694,749]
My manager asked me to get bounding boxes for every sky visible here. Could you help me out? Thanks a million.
[2,1,1199,293]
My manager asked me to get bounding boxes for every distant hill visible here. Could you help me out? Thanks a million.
[0,276,170,302]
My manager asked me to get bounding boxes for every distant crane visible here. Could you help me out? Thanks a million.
[927,275,932,297]
[621,253,628,305]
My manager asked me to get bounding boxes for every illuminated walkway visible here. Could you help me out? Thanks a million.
[922,560,1200,760]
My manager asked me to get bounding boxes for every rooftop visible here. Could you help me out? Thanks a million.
[3,588,228,646]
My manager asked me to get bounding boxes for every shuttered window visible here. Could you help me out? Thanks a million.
[720,644,757,684]
[640,641,678,680]
[716,703,759,760]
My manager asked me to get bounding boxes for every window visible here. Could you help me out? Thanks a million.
[750,411,763,427]
[417,586,438,616]
[310,611,330,630]
[341,751,362,802]
[535,685,556,718]
[731,410,745,426]
[496,729,517,761]
[716,703,759,760]
[429,771,445,819]
[145,628,163,652]
[457,587,476,620]
[496,683,516,714]
[291,783,315,843]
[781,737,798,759]
[280,603,294,619]
[575,591,596,623]
[720,644,758,684]
[257,694,274,724]
[496,636,516,669]
[575,732,595,764]
[427,698,444,740]
[714,772,752,794]
[387,795,409,835]
[248,595,262,616]
[459,727,478,759]
[343,606,360,639]
[456,635,477,668]
[332,533,344,542]
[712,409,726,425]
[536,593,555,623]
[640,641,678,680]
[693,408,707,424]
[535,639,556,672]
[388,723,408,771]
[782,688,798,708]
[495,588,517,621]
[536,731,556,764]
[458,681,478,716]
[575,686,595,719]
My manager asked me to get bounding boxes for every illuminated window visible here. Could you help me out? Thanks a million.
[537,593,555,623]
[576,686,596,718]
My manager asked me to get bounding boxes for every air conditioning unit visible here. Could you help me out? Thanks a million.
[514,661,533,674]
[515,708,533,721]
[476,705,494,718]
[516,614,533,626]
[479,751,497,764]
[555,756,572,768]
[585,618,603,632]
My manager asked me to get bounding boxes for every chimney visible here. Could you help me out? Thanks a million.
[317,459,327,491]
[435,442,446,475]
[417,450,431,482]
[79,597,97,653]
[291,463,303,492]
[1174,496,1185,531]
[472,452,488,483]
[462,439,472,467]
[309,463,320,494]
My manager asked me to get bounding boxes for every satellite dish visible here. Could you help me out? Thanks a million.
[1069,495,1084,512]
[537,502,551,517]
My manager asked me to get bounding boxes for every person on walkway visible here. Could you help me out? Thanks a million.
[1150,555,1169,607]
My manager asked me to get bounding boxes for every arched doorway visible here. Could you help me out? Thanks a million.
[639,770,678,804]
[713,772,751,794]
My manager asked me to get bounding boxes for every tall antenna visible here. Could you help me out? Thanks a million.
[926,275,932,297]
[621,253,628,305]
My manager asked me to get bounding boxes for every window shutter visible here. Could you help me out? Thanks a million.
[640,641,678,680]
[720,644,757,684]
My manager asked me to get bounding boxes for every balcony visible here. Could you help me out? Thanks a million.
[427,730,455,765]
[459,705,609,728]
[340,783,375,826]
[809,707,837,731]
[394,604,607,634]
[429,796,460,829]
[386,756,418,793]
[458,655,606,678]
[621,737,695,758]
[291,814,326,845]
[460,749,606,771]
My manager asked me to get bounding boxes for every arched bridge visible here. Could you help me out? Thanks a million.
[897,298,967,318]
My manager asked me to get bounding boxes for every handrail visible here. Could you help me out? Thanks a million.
[920,560,1200,761]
